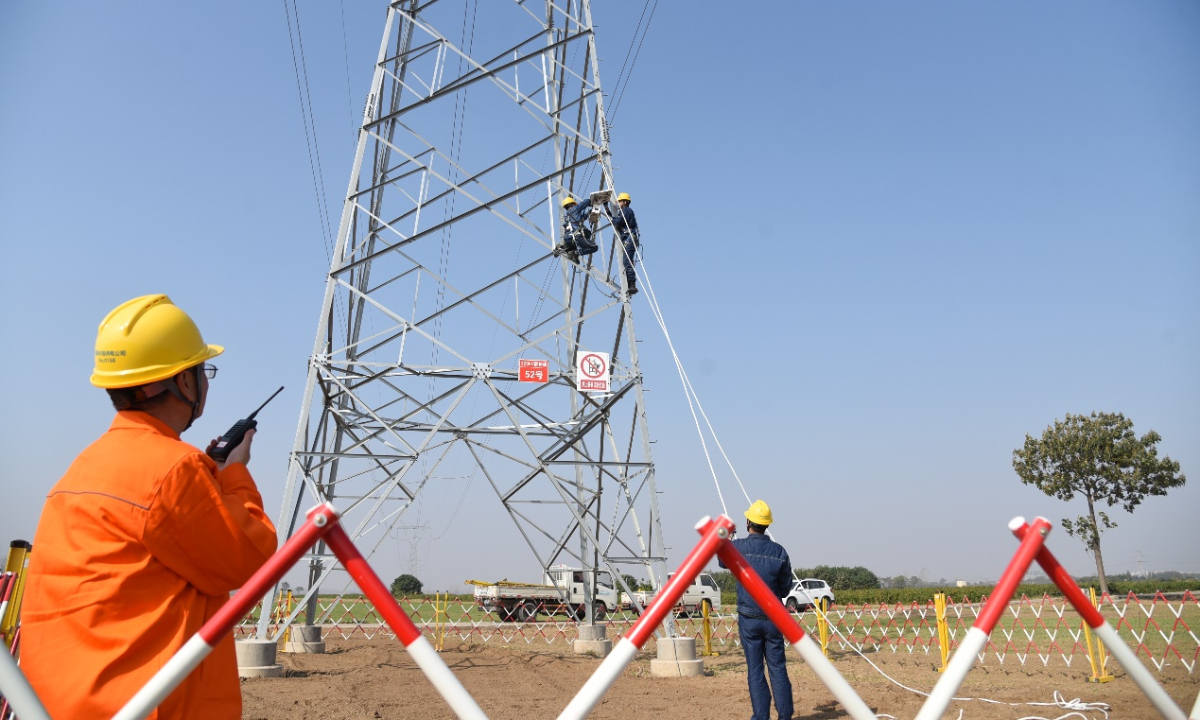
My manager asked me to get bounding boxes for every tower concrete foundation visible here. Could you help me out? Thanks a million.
[235,639,283,678]
[650,637,705,677]
[573,624,612,657]
[283,624,326,654]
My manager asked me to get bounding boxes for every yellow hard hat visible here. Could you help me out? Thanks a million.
[617,192,631,203]
[562,196,577,208]
[744,499,773,526]
[90,294,223,388]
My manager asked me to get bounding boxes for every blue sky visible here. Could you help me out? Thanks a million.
[2,1,1197,593]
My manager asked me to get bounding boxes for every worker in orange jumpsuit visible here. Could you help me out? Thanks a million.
[20,294,278,719]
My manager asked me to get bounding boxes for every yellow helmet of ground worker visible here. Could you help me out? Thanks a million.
[90,294,223,388]
[562,196,577,208]
[744,499,773,526]
[617,192,631,203]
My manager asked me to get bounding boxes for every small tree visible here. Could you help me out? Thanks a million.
[1013,412,1185,595]
[620,573,639,593]
[390,573,423,597]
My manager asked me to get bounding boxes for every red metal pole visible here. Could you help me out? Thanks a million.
[913,516,1052,720]
[112,503,339,720]
[970,516,1053,634]
[557,515,735,720]
[1011,519,1186,720]
[200,503,339,644]
[712,523,877,720]
[323,524,424,645]
[716,535,805,644]
[1010,521,1105,628]
[625,515,735,648]
[323,523,488,720]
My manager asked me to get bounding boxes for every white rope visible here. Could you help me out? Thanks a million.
[809,604,1111,719]
[638,250,748,508]
[629,252,728,517]
[622,217,1111,720]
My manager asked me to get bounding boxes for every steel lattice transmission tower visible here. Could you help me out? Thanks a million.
[261,0,666,635]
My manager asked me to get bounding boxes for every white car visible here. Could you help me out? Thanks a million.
[785,577,834,612]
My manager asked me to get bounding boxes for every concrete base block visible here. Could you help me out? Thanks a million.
[574,624,612,657]
[574,639,613,656]
[235,639,283,678]
[283,625,326,654]
[650,637,705,677]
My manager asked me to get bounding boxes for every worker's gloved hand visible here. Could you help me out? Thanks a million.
[208,428,255,470]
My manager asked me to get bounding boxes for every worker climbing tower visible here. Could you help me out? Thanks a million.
[261,0,665,635]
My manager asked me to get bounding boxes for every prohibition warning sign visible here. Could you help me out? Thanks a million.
[575,351,609,393]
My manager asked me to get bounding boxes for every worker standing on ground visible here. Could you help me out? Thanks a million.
[720,500,795,720]
[609,191,639,296]
[554,195,599,263]
[20,294,278,719]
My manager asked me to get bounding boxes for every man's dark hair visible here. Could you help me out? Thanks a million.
[106,366,200,412]
[107,386,173,412]
[746,519,768,534]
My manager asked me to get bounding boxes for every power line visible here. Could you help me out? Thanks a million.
[282,0,336,263]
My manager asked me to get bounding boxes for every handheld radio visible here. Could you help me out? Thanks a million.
[207,386,284,461]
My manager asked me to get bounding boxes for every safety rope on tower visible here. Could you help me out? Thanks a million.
[625,238,754,517]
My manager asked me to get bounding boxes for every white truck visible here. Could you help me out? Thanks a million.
[621,572,722,616]
[470,565,619,622]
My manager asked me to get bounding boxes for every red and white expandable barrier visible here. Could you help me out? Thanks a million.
[0,572,15,634]
[5,508,1191,720]
[112,503,486,720]
[558,515,877,720]
[1011,519,1187,720]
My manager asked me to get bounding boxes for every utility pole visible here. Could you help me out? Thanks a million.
[258,0,666,639]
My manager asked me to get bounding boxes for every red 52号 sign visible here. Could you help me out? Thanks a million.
[518,358,549,384]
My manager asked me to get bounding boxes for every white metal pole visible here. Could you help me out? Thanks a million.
[914,626,990,720]
[1092,623,1186,720]
[790,633,877,720]
[556,637,639,720]
[0,647,51,720]
[111,635,212,720]
[405,635,489,720]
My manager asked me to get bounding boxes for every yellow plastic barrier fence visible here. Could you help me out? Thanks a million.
[935,592,950,672]
[1083,586,1113,683]
[2,541,33,649]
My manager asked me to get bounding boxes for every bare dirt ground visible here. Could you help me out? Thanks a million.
[240,636,1197,720]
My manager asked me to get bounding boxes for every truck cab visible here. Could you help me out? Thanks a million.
[544,565,619,616]
[622,572,721,616]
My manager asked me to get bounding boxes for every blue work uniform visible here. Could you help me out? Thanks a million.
[720,532,795,720]
[561,198,598,256]
[609,203,639,290]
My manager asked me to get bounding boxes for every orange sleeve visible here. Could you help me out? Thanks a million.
[142,453,278,597]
